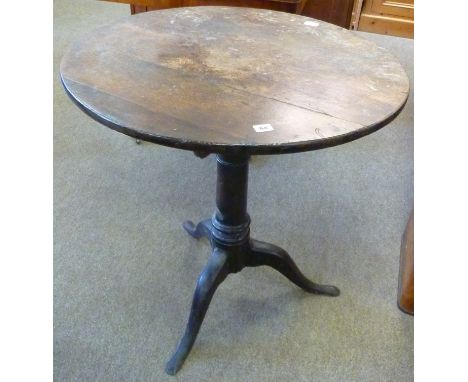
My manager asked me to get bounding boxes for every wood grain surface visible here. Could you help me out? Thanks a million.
[60,7,409,154]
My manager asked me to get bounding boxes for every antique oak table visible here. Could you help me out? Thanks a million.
[60,7,409,375]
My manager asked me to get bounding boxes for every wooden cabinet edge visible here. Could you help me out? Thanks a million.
[359,13,413,38]
[398,211,414,315]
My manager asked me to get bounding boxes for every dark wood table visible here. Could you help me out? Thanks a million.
[60,7,409,375]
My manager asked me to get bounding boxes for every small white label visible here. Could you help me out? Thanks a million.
[253,124,274,133]
[304,21,320,27]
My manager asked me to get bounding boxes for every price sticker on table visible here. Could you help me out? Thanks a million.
[253,124,274,133]
[304,21,320,27]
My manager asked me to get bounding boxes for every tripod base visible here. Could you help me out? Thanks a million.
[165,154,339,375]
[165,218,339,375]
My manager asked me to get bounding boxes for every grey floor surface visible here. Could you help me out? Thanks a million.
[54,1,414,381]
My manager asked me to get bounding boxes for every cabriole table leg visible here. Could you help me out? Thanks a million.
[165,154,339,375]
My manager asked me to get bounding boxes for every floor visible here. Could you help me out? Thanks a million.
[54,1,414,381]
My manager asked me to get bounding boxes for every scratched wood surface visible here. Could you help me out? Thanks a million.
[60,7,409,154]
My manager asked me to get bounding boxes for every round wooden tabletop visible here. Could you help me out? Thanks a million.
[60,7,409,155]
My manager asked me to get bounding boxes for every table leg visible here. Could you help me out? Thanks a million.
[165,154,339,375]
[165,247,230,375]
[182,219,213,241]
[247,239,340,296]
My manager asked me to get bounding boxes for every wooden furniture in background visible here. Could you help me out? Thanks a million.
[398,210,414,315]
[103,0,354,28]
[106,0,307,15]
[301,0,354,28]
[353,0,414,38]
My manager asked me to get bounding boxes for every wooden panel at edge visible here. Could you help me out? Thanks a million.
[144,1,302,13]
[103,0,350,25]
[370,0,414,19]
[101,0,303,6]
[398,211,414,315]
[359,13,413,38]
[301,0,354,28]
[131,4,148,13]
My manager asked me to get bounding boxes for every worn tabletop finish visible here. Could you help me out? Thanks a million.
[61,6,409,154]
[60,7,411,375]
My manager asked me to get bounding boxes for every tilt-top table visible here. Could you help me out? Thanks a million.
[60,6,409,375]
